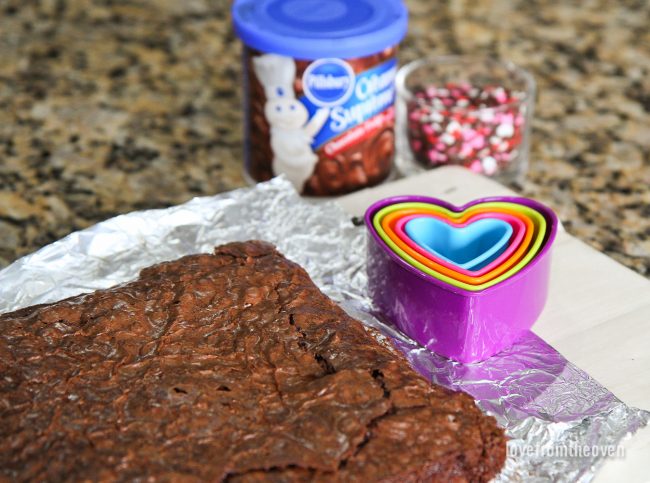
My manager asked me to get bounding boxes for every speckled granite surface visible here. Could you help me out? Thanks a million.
[0,0,649,276]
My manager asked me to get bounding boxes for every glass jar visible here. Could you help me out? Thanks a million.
[395,56,536,184]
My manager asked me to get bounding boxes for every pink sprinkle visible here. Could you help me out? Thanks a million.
[429,151,449,164]
[469,160,483,173]
[459,144,474,158]
[494,88,507,103]
[461,128,478,141]
[493,112,509,124]
[468,135,486,150]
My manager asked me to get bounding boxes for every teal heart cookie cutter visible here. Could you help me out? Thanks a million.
[404,216,513,271]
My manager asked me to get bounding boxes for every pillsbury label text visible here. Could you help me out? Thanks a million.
[301,57,398,149]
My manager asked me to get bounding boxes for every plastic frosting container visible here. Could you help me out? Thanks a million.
[233,0,408,196]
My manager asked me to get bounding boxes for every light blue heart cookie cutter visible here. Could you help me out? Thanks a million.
[404,217,513,271]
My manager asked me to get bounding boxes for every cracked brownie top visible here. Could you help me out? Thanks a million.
[0,240,506,482]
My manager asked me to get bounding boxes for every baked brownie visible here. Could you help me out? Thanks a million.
[0,241,506,481]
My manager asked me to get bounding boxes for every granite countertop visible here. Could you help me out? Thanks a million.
[0,0,649,277]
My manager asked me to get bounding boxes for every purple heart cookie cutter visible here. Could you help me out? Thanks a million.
[365,195,559,363]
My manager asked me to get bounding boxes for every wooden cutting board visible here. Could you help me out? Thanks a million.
[337,166,650,483]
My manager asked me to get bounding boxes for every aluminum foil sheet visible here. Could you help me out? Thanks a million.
[0,177,647,481]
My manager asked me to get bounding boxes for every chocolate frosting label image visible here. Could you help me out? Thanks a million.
[245,48,399,196]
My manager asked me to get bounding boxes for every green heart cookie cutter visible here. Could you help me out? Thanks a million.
[372,201,547,292]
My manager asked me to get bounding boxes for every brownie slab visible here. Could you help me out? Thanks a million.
[0,241,506,481]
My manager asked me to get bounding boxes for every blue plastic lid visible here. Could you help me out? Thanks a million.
[232,0,408,60]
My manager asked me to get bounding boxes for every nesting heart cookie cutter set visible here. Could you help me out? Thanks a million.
[394,212,527,276]
[365,195,558,363]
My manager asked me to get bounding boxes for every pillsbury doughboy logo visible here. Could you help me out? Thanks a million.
[302,59,356,107]
[252,53,329,192]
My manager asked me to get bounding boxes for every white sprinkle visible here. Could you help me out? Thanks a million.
[482,156,498,175]
[480,110,495,122]
[441,133,456,145]
[496,123,515,138]
[446,120,461,133]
